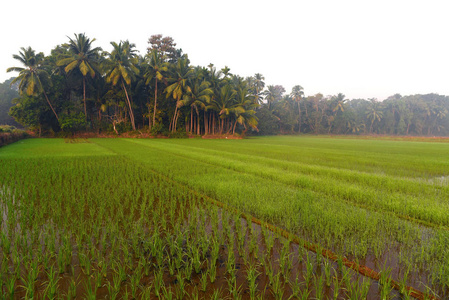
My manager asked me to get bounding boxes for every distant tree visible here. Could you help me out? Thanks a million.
[255,106,279,135]
[0,78,20,126]
[147,34,179,62]
[263,85,285,110]
[290,85,304,132]
[365,98,383,133]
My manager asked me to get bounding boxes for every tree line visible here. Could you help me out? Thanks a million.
[4,33,449,136]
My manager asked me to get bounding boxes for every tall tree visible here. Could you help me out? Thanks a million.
[366,98,383,133]
[178,76,213,135]
[232,84,258,134]
[165,57,193,131]
[290,85,304,132]
[253,73,265,105]
[57,33,101,122]
[7,47,59,120]
[263,85,285,110]
[147,34,178,62]
[144,49,168,127]
[208,84,237,134]
[104,41,139,130]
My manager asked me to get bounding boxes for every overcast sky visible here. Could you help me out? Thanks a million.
[1,0,449,100]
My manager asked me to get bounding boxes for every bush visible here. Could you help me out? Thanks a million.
[168,131,188,139]
[0,125,17,133]
[59,113,88,133]
[254,107,280,135]
[0,128,29,147]
[150,123,165,135]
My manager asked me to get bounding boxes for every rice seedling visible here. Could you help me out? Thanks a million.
[208,260,217,283]
[246,262,260,300]
[199,270,208,292]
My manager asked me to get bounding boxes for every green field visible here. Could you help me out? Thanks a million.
[0,136,448,299]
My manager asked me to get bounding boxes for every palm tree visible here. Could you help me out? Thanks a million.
[263,85,284,110]
[7,47,59,120]
[365,98,383,133]
[208,84,237,134]
[57,33,101,122]
[232,85,258,134]
[253,73,265,105]
[165,57,193,132]
[332,93,346,114]
[263,85,277,110]
[144,49,168,127]
[178,77,213,135]
[104,41,139,131]
[290,85,304,132]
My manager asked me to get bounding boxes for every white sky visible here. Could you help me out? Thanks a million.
[1,0,449,100]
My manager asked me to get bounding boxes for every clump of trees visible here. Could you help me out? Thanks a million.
[260,91,449,136]
[5,34,259,136]
[3,33,449,136]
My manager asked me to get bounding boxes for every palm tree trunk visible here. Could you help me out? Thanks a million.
[204,111,208,135]
[174,110,180,132]
[170,106,177,132]
[197,112,200,135]
[298,101,301,133]
[148,103,152,129]
[121,80,136,131]
[190,107,193,134]
[42,90,59,121]
[153,78,158,127]
[83,77,87,122]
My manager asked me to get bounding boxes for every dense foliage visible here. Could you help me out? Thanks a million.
[0,78,20,126]
[3,34,449,136]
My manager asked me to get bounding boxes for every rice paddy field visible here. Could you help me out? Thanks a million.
[0,136,448,299]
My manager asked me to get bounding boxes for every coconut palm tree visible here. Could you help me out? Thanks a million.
[253,73,265,105]
[208,84,237,134]
[104,40,139,130]
[165,57,193,131]
[144,49,168,127]
[231,84,258,134]
[290,85,304,132]
[263,85,284,110]
[7,47,59,120]
[57,33,101,122]
[366,98,384,133]
[178,77,213,135]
